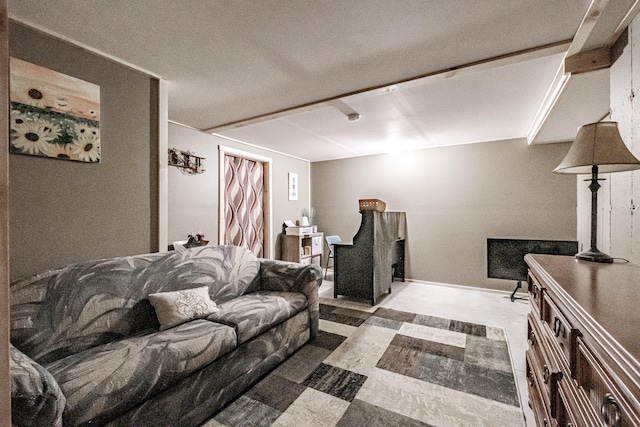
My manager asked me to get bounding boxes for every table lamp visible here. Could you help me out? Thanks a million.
[553,121,640,263]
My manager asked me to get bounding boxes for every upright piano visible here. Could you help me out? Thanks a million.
[333,210,407,305]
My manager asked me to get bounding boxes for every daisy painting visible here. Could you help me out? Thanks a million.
[9,57,100,163]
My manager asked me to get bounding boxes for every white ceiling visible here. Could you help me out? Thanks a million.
[8,1,637,162]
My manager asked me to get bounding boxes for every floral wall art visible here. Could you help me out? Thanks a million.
[9,57,101,163]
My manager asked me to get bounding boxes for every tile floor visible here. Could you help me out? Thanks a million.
[319,270,536,427]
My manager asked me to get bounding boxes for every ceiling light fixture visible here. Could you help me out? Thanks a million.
[347,113,361,122]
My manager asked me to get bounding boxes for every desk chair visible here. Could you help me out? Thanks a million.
[324,235,341,279]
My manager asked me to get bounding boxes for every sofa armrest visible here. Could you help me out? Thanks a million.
[259,260,323,338]
[10,343,65,427]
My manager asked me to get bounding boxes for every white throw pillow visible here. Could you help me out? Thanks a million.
[148,286,219,331]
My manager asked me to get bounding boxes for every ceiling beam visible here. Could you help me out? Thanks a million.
[564,27,630,75]
[204,40,571,133]
[563,0,636,76]
[529,0,640,144]
[566,0,612,57]
[563,0,639,74]
[564,46,611,74]
[611,0,640,47]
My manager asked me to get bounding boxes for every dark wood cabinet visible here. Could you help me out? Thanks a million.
[525,254,640,427]
[333,210,406,305]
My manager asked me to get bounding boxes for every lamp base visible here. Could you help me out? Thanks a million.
[575,248,614,263]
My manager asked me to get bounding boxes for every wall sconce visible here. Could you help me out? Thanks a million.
[168,148,206,175]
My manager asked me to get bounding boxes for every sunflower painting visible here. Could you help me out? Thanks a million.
[9,57,100,163]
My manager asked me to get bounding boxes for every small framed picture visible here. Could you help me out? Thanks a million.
[288,173,298,201]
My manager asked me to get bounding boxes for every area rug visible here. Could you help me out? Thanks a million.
[204,298,525,427]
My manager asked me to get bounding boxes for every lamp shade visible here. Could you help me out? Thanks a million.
[553,122,640,174]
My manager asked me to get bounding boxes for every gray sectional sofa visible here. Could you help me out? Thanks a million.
[9,245,323,426]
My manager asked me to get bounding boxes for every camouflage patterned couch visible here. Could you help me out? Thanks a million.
[10,245,322,426]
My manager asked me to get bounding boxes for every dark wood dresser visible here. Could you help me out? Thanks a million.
[525,254,640,427]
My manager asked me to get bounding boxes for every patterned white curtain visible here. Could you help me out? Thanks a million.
[223,155,264,257]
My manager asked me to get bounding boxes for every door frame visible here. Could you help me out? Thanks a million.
[218,145,273,259]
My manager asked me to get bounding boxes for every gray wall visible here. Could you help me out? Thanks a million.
[311,138,577,291]
[168,123,311,259]
[9,22,159,280]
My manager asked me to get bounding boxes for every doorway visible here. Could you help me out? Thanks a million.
[218,146,272,258]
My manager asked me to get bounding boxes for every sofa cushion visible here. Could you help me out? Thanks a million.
[149,286,220,331]
[10,245,259,364]
[10,343,65,427]
[207,291,308,344]
[45,319,237,426]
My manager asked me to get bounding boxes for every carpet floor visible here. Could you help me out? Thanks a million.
[203,297,526,427]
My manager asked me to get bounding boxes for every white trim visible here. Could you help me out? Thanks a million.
[218,153,226,245]
[218,151,225,247]
[307,162,312,214]
[218,145,273,163]
[168,119,202,132]
[406,278,523,297]
[170,122,311,163]
[526,63,570,145]
[218,146,274,259]
[213,133,310,162]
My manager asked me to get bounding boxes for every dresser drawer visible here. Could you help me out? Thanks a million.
[576,338,640,427]
[558,373,600,427]
[528,272,544,316]
[528,313,563,419]
[542,294,578,372]
[527,351,560,427]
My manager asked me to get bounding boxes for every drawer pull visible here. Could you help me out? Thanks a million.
[553,316,562,337]
[543,365,550,384]
[527,370,535,386]
[600,393,621,427]
[543,418,550,427]
[528,331,536,347]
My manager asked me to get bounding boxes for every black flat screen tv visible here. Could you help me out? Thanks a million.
[487,238,578,282]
